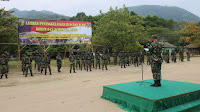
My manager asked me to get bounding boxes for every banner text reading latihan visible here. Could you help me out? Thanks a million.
[18,18,92,45]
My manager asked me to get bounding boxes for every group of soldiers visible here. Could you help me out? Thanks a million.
[0,48,191,78]
[21,52,53,77]
[162,49,190,63]
[0,51,9,79]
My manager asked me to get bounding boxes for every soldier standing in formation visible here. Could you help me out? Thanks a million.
[134,52,139,67]
[24,54,33,77]
[69,53,76,73]
[118,52,121,66]
[147,51,151,65]
[21,54,26,75]
[107,53,110,64]
[171,50,177,63]
[86,52,92,72]
[4,51,9,73]
[179,49,184,62]
[75,52,81,69]
[91,53,95,68]
[0,54,8,79]
[44,53,52,75]
[166,50,170,63]
[130,52,134,64]
[56,53,62,72]
[121,52,126,68]
[113,52,118,65]
[80,52,86,71]
[149,35,162,87]
[102,52,108,70]
[186,50,190,61]
[95,51,101,69]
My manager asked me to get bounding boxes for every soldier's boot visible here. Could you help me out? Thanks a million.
[31,73,33,76]
[99,65,101,69]
[74,69,76,73]
[106,66,108,70]
[70,70,71,73]
[124,64,126,68]
[50,70,52,75]
[0,75,3,79]
[151,80,156,86]
[45,71,47,75]
[25,74,27,77]
[5,74,8,78]
[155,80,160,87]
[157,80,161,86]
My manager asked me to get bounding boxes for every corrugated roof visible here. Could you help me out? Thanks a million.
[159,42,177,48]
[185,44,198,48]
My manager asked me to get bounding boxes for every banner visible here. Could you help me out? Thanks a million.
[18,18,92,45]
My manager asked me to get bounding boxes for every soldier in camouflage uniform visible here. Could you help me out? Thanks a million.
[38,53,42,72]
[102,52,108,70]
[41,54,46,74]
[69,53,76,73]
[95,51,101,69]
[56,53,62,72]
[126,53,130,66]
[171,50,177,63]
[147,51,151,65]
[0,54,8,79]
[4,51,9,73]
[86,52,92,72]
[107,53,110,64]
[118,52,121,66]
[34,50,39,69]
[134,52,139,67]
[80,52,86,71]
[186,50,190,61]
[149,35,163,87]
[24,54,33,77]
[75,52,81,69]
[44,53,52,75]
[21,54,26,75]
[91,52,95,68]
[130,52,134,64]
[166,50,170,63]
[113,52,118,65]
[121,52,126,68]
[179,49,184,62]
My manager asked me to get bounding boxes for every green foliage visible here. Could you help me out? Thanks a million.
[93,6,149,52]
[0,8,18,54]
[147,27,180,46]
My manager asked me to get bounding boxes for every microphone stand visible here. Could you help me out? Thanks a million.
[137,53,152,86]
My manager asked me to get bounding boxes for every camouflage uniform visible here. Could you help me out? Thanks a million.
[37,53,42,72]
[4,51,9,73]
[147,51,151,65]
[121,52,126,68]
[187,51,190,61]
[179,49,184,62]
[75,53,81,69]
[44,54,52,75]
[24,54,33,77]
[113,53,118,65]
[130,52,134,64]
[134,52,139,67]
[166,50,170,63]
[107,53,110,64]
[102,53,108,70]
[0,55,8,79]
[80,53,86,71]
[118,52,121,66]
[56,53,62,72]
[91,53,95,68]
[95,52,101,69]
[41,54,46,74]
[86,53,92,72]
[149,36,162,87]
[69,53,76,73]
[21,54,26,75]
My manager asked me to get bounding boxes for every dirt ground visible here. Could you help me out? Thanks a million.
[0,57,199,112]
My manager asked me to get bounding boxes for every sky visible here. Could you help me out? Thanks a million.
[0,0,200,17]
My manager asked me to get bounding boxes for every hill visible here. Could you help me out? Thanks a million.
[128,5,200,22]
[9,8,70,20]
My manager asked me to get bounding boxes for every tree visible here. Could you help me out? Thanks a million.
[179,22,200,46]
[0,8,18,54]
[93,6,149,52]
[147,27,180,46]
